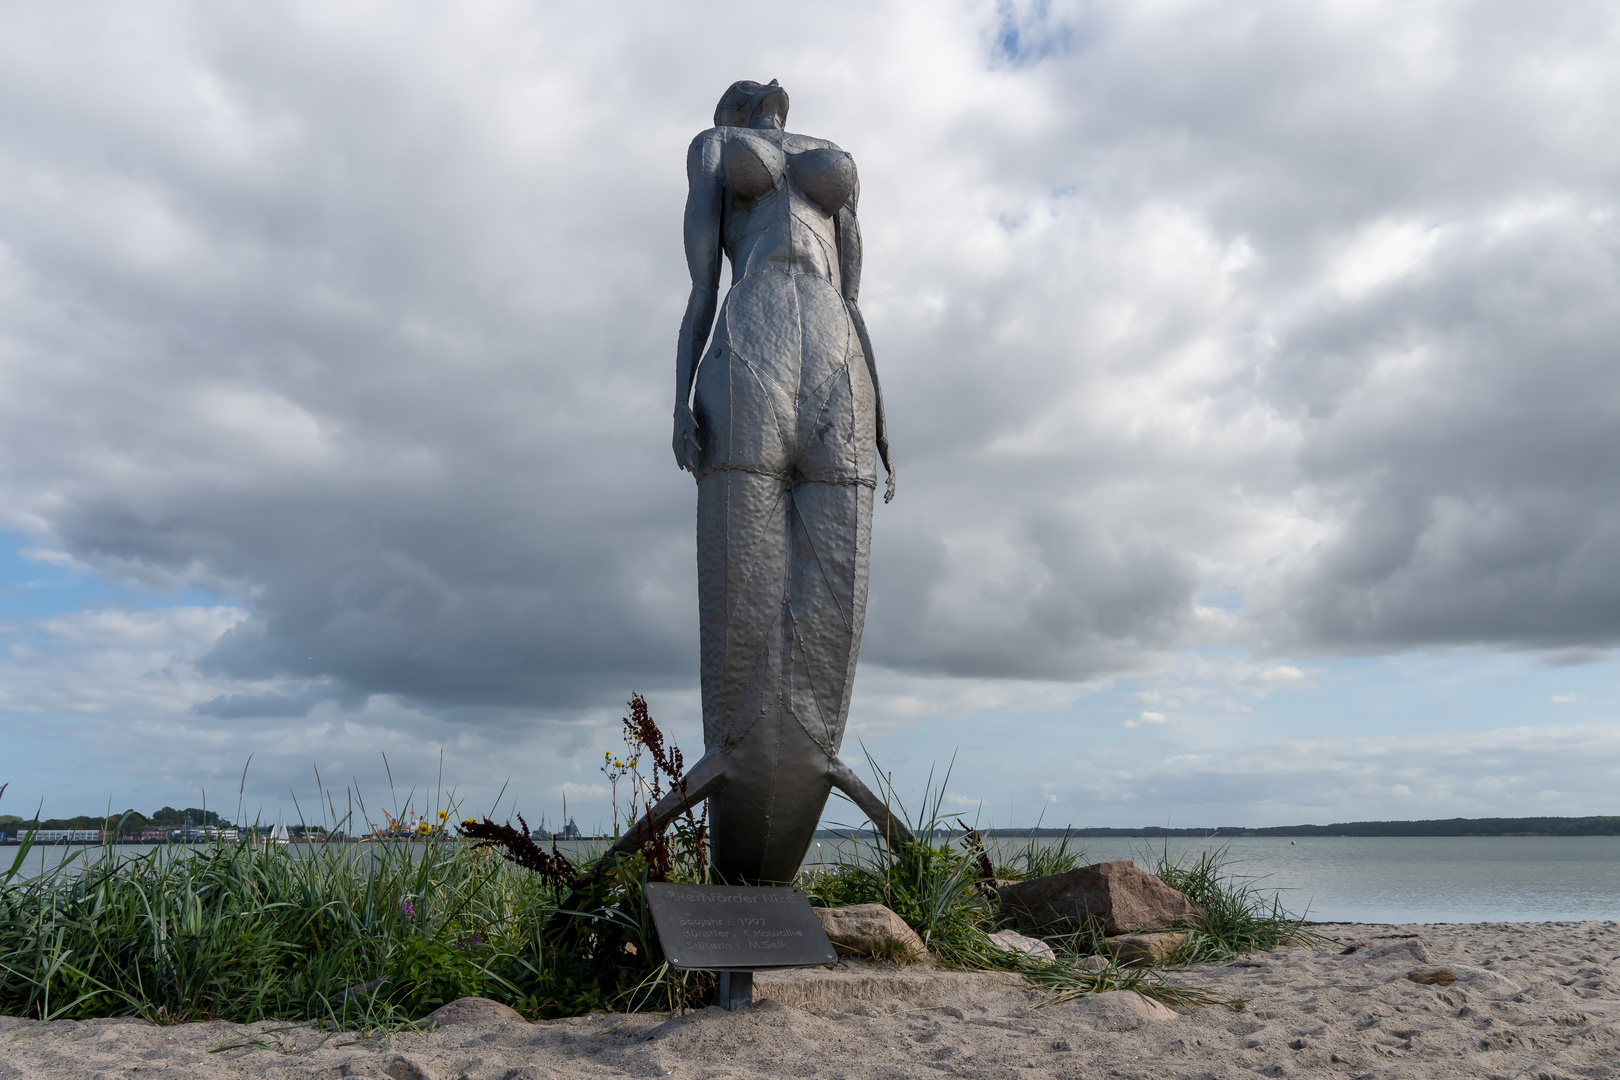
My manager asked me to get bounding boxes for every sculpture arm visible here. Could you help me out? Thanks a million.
[674,131,726,472]
[835,187,895,501]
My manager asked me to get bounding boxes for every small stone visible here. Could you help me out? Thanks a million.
[1067,990,1178,1031]
[1077,954,1111,973]
[987,929,1057,962]
[1393,964,1521,995]
[1108,931,1188,966]
[419,996,526,1028]
[1406,966,1456,986]
[996,860,1202,933]
[813,903,926,961]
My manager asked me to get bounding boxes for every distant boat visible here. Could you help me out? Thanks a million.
[270,812,289,844]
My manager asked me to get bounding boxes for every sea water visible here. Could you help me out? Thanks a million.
[801,835,1620,924]
[10,835,1618,924]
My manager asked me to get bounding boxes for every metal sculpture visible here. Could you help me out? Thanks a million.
[608,79,911,883]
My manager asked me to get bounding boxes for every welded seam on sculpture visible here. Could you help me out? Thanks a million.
[787,620,838,755]
[792,497,855,636]
[713,480,788,751]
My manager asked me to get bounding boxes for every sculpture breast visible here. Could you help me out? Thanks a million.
[722,133,783,202]
[788,147,856,215]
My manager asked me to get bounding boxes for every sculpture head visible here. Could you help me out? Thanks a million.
[714,79,789,131]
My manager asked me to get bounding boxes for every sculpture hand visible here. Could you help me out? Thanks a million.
[672,402,703,472]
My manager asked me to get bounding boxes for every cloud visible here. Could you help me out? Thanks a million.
[1048,723,1620,825]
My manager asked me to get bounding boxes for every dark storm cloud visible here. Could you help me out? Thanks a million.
[3,0,1620,747]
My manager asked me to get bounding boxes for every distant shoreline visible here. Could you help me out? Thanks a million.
[813,815,1620,839]
[7,814,1618,845]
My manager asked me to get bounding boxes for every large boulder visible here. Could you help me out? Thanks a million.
[996,860,1202,934]
[813,903,926,961]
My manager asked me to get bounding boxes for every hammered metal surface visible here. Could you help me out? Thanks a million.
[672,81,892,885]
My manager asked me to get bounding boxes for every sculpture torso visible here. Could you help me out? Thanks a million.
[713,129,856,289]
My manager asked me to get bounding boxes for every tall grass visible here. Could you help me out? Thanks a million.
[0,826,594,1025]
[992,827,1085,881]
[798,758,1004,967]
[1147,843,1317,961]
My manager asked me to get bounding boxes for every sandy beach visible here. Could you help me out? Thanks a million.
[3,920,1616,1079]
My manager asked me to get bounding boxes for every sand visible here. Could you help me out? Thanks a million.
[3,921,1617,1079]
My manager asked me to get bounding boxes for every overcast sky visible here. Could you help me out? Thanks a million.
[3,0,1619,832]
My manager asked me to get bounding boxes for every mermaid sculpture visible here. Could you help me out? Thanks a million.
[609,79,910,883]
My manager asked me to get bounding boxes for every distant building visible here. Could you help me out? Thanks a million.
[34,830,102,844]
[562,818,582,840]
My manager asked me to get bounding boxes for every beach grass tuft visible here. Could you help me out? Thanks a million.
[1146,842,1319,961]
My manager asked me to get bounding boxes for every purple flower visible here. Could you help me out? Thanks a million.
[401,897,415,919]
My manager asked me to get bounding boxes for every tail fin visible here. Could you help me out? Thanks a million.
[829,757,916,848]
[602,749,728,860]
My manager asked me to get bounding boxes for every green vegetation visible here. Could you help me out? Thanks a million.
[0,824,573,1026]
[993,826,1086,881]
[2,713,1315,1026]
[1150,844,1317,963]
[800,766,1003,968]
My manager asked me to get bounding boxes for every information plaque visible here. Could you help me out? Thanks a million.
[644,883,837,971]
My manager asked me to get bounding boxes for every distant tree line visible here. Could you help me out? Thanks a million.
[972,816,1620,838]
[813,815,1620,840]
[0,806,232,835]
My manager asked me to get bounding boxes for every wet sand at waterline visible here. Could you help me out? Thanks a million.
[4,921,1618,1079]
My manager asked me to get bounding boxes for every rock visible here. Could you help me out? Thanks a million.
[813,904,926,961]
[419,996,526,1028]
[987,929,1056,963]
[1406,965,1455,985]
[1108,931,1188,966]
[996,860,1202,933]
[1398,964,1520,994]
[1067,990,1178,1030]
[1076,954,1111,973]
[1346,938,1436,967]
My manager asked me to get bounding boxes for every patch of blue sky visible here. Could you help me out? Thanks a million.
[1195,584,1246,614]
[992,0,1084,68]
[0,533,222,618]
